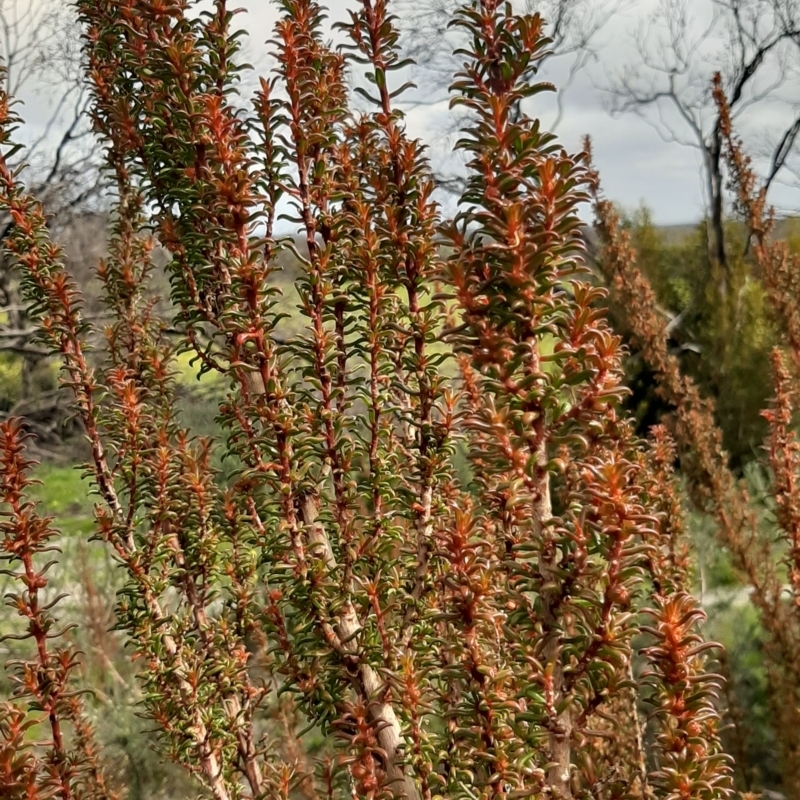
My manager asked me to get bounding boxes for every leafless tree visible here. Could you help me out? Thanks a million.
[396,0,631,191]
[0,0,102,437]
[1,0,99,225]
[605,0,800,282]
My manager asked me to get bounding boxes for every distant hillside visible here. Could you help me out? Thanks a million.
[582,215,800,251]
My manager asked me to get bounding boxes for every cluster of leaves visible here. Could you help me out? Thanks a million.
[0,1,738,799]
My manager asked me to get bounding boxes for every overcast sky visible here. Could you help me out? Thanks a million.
[14,0,800,226]
[224,0,718,225]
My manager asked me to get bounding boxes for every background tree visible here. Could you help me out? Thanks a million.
[0,0,103,447]
[606,0,800,278]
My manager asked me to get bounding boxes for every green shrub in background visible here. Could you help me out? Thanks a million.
[611,207,776,471]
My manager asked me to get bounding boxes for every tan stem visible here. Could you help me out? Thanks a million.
[538,465,573,799]
[300,496,420,800]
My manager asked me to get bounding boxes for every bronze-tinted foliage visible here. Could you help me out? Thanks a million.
[0,1,734,799]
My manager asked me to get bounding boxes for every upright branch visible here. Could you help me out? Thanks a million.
[444,2,693,797]
[0,419,117,800]
[715,75,800,792]
[638,426,733,799]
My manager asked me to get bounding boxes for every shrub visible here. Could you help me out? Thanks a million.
[0,1,735,798]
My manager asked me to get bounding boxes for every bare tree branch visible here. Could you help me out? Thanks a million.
[0,1,105,429]
[603,0,800,284]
